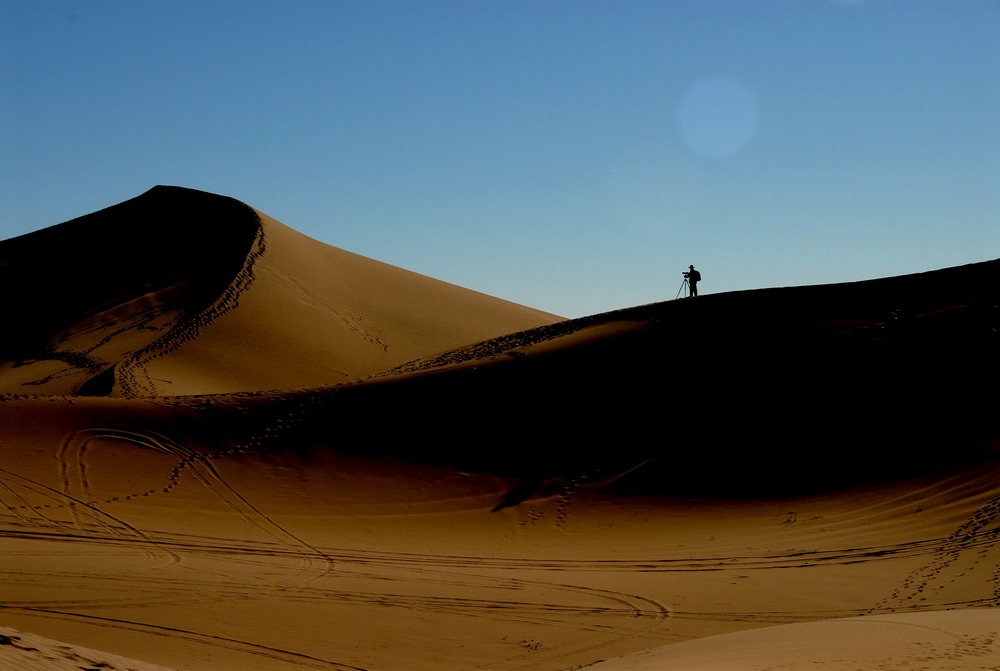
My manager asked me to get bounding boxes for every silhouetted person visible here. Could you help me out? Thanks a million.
[686,264,701,297]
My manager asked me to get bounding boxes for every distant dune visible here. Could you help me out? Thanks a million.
[0,188,997,671]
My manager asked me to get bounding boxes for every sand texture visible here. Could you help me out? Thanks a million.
[1,186,998,670]
[0,625,177,671]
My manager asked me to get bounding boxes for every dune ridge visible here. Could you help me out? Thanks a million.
[0,188,997,670]
[329,257,1000,499]
[114,196,268,398]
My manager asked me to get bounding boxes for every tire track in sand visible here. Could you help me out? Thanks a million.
[54,427,181,567]
[0,464,179,569]
[53,424,336,587]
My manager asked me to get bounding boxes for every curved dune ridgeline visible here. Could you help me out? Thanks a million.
[0,186,265,396]
[0,188,998,671]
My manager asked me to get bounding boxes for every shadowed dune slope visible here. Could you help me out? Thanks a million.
[280,257,1000,498]
[0,186,561,396]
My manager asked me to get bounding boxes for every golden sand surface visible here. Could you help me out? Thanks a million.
[1,187,997,670]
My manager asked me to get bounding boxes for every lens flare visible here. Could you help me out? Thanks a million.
[678,76,759,159]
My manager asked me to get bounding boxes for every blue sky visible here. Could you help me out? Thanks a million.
[2,1,998,317]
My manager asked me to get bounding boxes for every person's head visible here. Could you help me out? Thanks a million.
[689,265,695,270]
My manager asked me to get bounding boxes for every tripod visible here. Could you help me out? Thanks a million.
[675,277,690,299]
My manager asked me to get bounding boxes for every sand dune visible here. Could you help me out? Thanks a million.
[0,186,560,397]
[1,188,997,670]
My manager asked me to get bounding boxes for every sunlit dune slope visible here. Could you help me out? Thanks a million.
[0,186,561,396]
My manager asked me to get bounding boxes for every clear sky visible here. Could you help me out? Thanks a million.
[2,1,998,317]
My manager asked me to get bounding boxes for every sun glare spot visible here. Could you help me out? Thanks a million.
[677,76,759,160]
